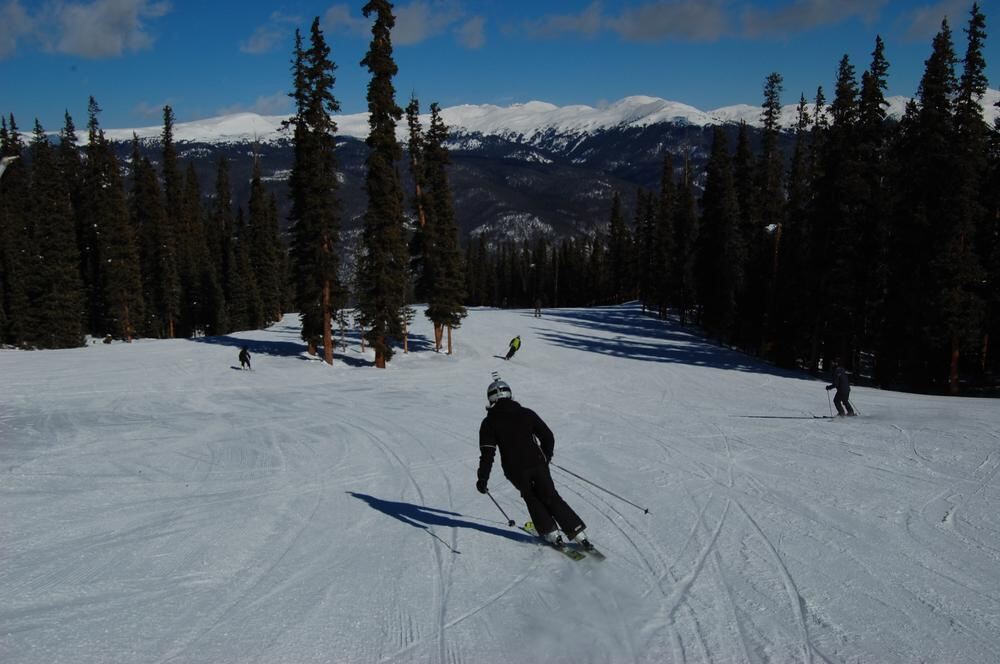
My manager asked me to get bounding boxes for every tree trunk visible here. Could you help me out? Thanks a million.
[434,323,443,352]
[981,332,989,372]
[322,280,333,365]
[403,319,409,353]
[122,295,132,343]
[949,337,960,395]
[447,325,453,355]
[375,336,386,368]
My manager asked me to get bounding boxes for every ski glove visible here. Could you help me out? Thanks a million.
[476,478,488,494]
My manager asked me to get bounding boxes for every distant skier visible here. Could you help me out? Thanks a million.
[476,378,591,549]
[238,346,252,371]
[826,359,855,416]
[533,299,542,318]
[504,335,521,361]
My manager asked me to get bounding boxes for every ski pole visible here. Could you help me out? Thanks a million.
[486,491,516,527]
[552,464,650,514]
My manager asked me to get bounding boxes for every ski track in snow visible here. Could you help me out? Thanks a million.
[3,304,1000,663]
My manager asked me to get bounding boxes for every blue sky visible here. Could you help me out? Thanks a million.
[1,0,996,132]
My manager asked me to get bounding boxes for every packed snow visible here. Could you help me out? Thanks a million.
[2,304,999,663]
[101,90,1000,146]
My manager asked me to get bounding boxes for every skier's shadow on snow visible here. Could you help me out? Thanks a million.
[348,492,534,546]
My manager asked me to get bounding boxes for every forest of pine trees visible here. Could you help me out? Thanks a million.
[1,4,997,393]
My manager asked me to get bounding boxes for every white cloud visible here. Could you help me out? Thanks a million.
[240,12,299,54]
[48,0,171,58]
[323,3,370,38]
[522,1,603,39]
[898,0,972,42]
[456,15,485,49]
[0,0,33,59]
[217,91,291,117]
[742,0,887,39]
[609,1,730,42]
[393,1,463,46]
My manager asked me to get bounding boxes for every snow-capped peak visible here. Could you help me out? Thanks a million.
[102,90,1000,146]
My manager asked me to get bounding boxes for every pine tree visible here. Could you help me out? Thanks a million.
[937,3,989,392]
[758,72,786,356]
[405,95,431,301]
[286,20,345,363]
[698,125,743,344]
[673,158,699,325]
[0,115,30,345]
[158,106,184,338]
[732,122,762,349]
[355,0,410,368]
[22,120,84,347]
[422,103,467,353]
[651,153,675,319]
[247,157,283,324]
[82,104,144,341]
[207,155,234,333]
[130,146,176,338]
[606,190,631,303]
[855,36,892,366]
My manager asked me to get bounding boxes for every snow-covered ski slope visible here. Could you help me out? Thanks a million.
[2,303,999,664]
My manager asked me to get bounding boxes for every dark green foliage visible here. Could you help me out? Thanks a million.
[355,0,410,367]
[606,190,632,303]
[81,104,144,341]
[698,126,743,344]
[22,121,85,348]
[0,116,31,345]
[286,21,345,361]
[421,103,467,348]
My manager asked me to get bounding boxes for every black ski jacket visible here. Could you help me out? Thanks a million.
[478,399,553,483]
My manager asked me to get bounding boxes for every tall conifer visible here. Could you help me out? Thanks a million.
[355,0,410,368]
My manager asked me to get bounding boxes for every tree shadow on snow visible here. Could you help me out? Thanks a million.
[348,492,534,546]
[535,303,808,378]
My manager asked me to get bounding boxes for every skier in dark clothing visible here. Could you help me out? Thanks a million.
[826,360,855,416]
[504,335,521,361]
[238,346,252,371]
[477,378,591,548]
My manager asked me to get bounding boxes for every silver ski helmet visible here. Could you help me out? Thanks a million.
[487,379,512,406]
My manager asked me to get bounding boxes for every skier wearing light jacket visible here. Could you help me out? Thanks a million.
[477,378,590,548]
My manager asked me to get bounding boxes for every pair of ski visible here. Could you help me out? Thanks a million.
[521,522,606,561]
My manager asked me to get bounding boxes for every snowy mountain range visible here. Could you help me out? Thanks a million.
[100,90,1000,243]
[105,90,1000,146]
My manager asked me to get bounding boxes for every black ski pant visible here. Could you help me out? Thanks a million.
[505,347,518,360]
[834,389,854,415]
[507,464,585,539]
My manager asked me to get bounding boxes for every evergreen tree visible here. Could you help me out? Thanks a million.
[22,121,84,347]
[606,190,631,303]
[673,158,699,325]
[651,153,676,318]
[355,1,410,368]
[814,55,864,367]
[758,72,786,356]
[855,36,892,366]
[82,104,144,341]
[182,162,226,335]
[247,157,283,324]
[732,122,763,349]
[698,125,743,344]
[159,106,184,338]
[206,155,234,333]
[286,20,345,363]
[405,95,431,301]
[937,3,989,391]
[773,95,815,368]
[0,115,30,345]
[130,146,176,338]
[422,103,467,353]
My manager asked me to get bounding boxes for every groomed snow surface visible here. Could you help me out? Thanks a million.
[2,303,999,664]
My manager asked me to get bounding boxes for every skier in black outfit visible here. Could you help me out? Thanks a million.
[238,346,252,371]
[477,378,591,548]
[826,360,855,416]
